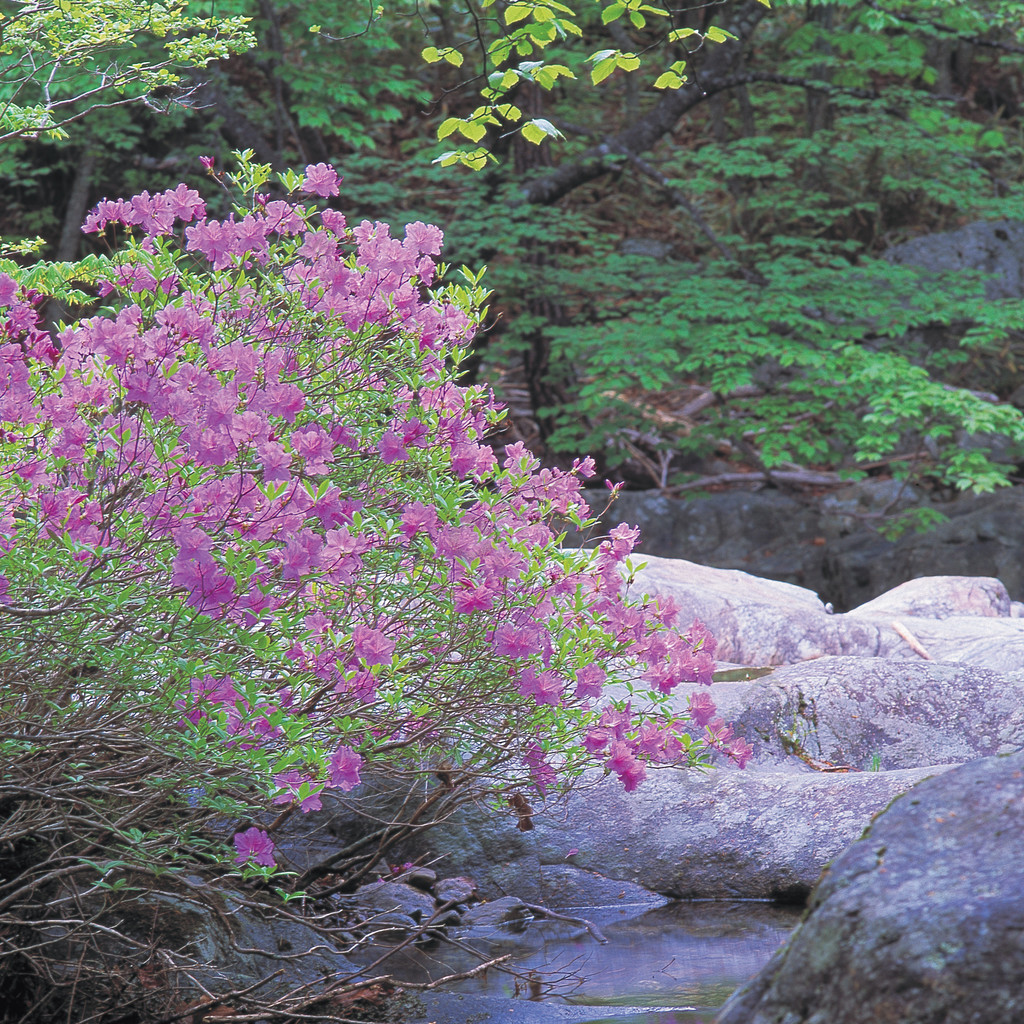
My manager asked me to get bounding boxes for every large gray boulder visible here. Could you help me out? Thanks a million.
[629,555,1024,672]
[715,749,1024,1024]
[623,553,859,665]
[268,565,1024,910]
[824,489,1024,612]
[532,764,942,902]
[884,219,1024,299]
[704,657,1024,771]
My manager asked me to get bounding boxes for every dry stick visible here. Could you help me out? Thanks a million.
[664,469,843,494]
[519,902,609,944]
[891,620,932,660]
[416,953,515,990]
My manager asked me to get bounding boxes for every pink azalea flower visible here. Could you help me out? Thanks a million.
[492,620,548,660]
[321,208,348,236]
[329,744,363,791]
[606,741,647,792]
[582,728,610,755]
[163,183,206,222]
[454,581,495,614]
[351,624,395,667]
[400,501,439,539]
[524,743,556,796]
[233,827,276,867]
[378,430,409,464]
[301,163,340,198]
[688,691,717,727]
[404,220,444,256]
[574,663,606,700]
[272,771,323,813]
[729,737,754,769]
[518,668,564,706]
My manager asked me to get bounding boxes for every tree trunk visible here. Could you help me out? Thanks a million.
[191,73,286,169]
[805,2,835,135]
[55,148,96,263]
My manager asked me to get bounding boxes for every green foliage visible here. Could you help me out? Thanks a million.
[0,0,254,140]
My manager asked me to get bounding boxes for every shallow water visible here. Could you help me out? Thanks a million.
[354,899,800,1022]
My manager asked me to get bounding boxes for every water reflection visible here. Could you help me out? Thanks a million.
[353,899,799,1019]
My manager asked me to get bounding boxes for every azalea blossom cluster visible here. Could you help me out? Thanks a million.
[0,160,749,871]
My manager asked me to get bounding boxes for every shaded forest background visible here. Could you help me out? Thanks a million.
[7,0,1024,514]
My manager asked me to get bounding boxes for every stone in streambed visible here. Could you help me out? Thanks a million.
[715,749,1024,1024]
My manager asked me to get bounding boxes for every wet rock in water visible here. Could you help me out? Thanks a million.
[351,880,438,925]
[460,895,533,930]
[715,749,1024,1024]
[392,866,437,890]
[539,864,670,910]
[435,875,476,904]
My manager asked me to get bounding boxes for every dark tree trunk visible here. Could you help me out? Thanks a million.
[192,75,286,169]
[805,2,836,135]
[47,147,97,332]
[55,149,96,263]
[512,85,572,443]
[256,0,330,165]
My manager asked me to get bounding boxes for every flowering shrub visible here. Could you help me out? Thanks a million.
[0,155,749,872]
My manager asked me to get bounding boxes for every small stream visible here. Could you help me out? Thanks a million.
[353,900,801,1023]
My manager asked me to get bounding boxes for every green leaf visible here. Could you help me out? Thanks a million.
[521,122,548,145]
[705,25,738,43]
[668,27,698,41]
[443,48,465,67]
[602,2,626,25]
[505,3,532,24]
[421,46,441,63]
[616,53,640,71]
[592,57,617,85]
[522,118,563,144]
[653,71,684,90]
[437,117,461,140]
[461,120,489,142]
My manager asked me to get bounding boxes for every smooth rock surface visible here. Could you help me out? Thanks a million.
[351,880,438,924]
[715,749,1024,1024]
[630,555,1024,672]
[533,764,943,901]
[884,218,1024,299]
[703,657,1024,771]
[459,895,532,929]
[538,864,670,910]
